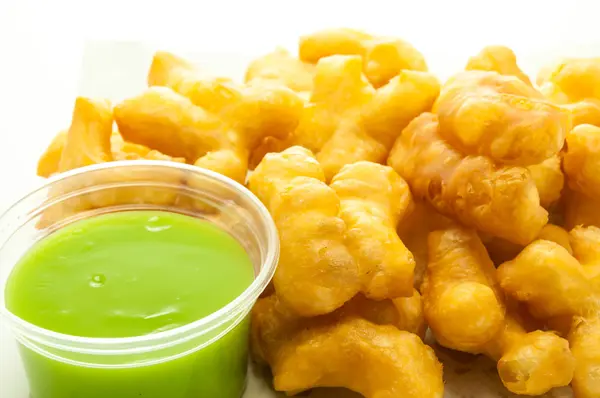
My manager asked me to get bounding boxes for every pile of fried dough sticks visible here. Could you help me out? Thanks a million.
[37,28,600,398]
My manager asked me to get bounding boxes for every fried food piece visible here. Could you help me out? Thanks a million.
[482,306,575,395]
[563,188,600,229]
[330,162,415,299]
[110,132,185,162]
[424,226,574,394]
[339,290,426,339]
[565,99,600,127]
[537,58,600,104]
[570,226,600,289]
[148,51,303,140]
[39,98,113,225]
[249,147,416,315]
[248,147,360,316]
[251,295,444,398]
[498,240,595,319]
[37,130,67,177]
[293,55,440,180]
[538,224,573,253]
[388,112,547,245]
[465,45,532,86]
[569,315,600,398]
[59,98,113,172]
[114,87,249,183]
[483,223,572,265]
[245,47,315,94]
[299,28,428,88]
[124,51,303,181]
[396,200,453,288]
[563,124,600,199]
[423,227,505,353]
[434,71,571,166]
[39,98,187,228]
[526,155,564,208]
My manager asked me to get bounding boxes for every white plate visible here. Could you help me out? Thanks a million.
[0,39,583,398]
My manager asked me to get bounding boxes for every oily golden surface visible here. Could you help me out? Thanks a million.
[423,227,574,394]
[527,155,564,209]
[465,45,533,86]
[563,124,600,199]
[337,290,426,339]
[114,87,249,183]
[248,146,360,316]
[388,112,547,245]
[497,236,600,398]
[570,226,600,289]
[39,98,184,227]
[138,51,304,180]
[569,315,600,398]
[422,227,505,353]
[565,99,600,127]
[59,97,113,172]
[291,55,439,180]
[37,130,67,177]
[484,313,575,396]
[498,240,595,319]
[434,71,571,166]
[251,295,444,398]
[110,132,185,163]
[330,161,415,299]
[537,58,600,104]
[299,28,428,88]
[245,47,315,94]
[483,224,573,265]
[248,147,415,316]
[396,200,454,288]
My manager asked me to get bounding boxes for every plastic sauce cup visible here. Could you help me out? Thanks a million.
[0,161,279,398]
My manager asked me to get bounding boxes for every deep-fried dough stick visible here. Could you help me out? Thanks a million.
[292,55,440,180]
[59,98,113,172]
[465,45,533,86]
[245,47,315,95]
[498,240,595,318]
[483,223,572,265]
[337,290,426,339]
[538,58,600,130]
[423,227,505,353]
[249,147,415,315]
[299,28,428,88]
[330,161,415,299]
[248,146,360,316]
[251,295,443,398]
[424,227,574,395]
[569,315,600,398]
[563,124,600,199]
[537,58,600,104]
[37,130,67,178]
[38,129,183,179]
[498,239,600,398]
[434,71,571,166]
[570,226,600,290]
[115,51,303,182]
[396,200,453,288]
[482,304,575,395]
[526,155,564,209]
[388,112,547,245]
[113,87,249,183]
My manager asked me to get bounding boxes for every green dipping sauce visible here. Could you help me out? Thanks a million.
[5,210,255,398]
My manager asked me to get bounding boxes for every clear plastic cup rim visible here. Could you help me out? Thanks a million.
[0,160,279,354]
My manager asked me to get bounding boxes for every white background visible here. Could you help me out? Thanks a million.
[0,1,599,396]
